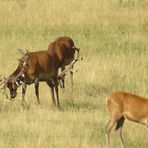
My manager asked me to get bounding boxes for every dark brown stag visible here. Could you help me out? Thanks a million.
[0,50,59,107]
[47,36,79,88]
[0,50,30,99]
[0,37,80,108]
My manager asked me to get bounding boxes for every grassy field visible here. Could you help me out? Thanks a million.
[0,0,148,147]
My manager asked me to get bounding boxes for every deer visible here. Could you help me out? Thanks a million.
[47,36,80,88]
[0,48,81,108]
[0,50,30,99]
[105,92,148,148]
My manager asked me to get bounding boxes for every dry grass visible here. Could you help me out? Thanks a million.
[0,0,148,147]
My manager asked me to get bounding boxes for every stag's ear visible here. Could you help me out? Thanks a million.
[24,53,29,60]
[17,59,28,67]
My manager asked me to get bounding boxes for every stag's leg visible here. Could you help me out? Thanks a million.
[61,65,74,87]
[60,66,65,88]
[105,111,123,148]
[53,77,60,108]
[70,66,74,87]
[22,83,27,104]
[46,80,56,107]
[34,77,40,104]
[115,116,126,148]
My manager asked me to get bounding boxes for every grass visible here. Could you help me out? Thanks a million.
[0,0,148,147]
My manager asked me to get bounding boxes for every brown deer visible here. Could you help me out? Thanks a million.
[0,48,81,108]
[47,36,79,88]
[105,92,148,148]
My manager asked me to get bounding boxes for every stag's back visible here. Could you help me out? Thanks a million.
[25,51,59,80]
[47,36,75,66]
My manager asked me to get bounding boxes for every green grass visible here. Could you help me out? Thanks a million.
[0,0,148,147]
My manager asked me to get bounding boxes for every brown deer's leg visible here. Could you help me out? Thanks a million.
[34,77,40,104]
[46,80,56,107]
[115,116,126,148]
[105,107,123,148]
[105,119,116,148]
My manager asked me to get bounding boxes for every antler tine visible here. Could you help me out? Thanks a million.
[0,77,6,85]
[58,57,83,78]
[17,49,29,55]
[59,61,76,78]
[1,84,9,99]
[25,49,29,54]
[17,49,25,55]
[0,77,9,98]
[0,80,4,85]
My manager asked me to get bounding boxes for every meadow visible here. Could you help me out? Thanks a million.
[0,0,148,147]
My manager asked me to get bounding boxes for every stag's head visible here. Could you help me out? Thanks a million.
[0,49,30,99]
[5,77,19,99]
[0,77,17,99]
[0,71,26,99]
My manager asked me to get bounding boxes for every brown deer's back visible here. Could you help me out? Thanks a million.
[107,92,148,121]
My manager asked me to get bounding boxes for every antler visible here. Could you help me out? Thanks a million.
[0,77,5,85]
[58,57,83,79]
[25,49,29,53]
[17,49,29,55]
[15,66,27,81]
[17,49,25,55]
[17,49,30,69]
[0,76,9,99]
